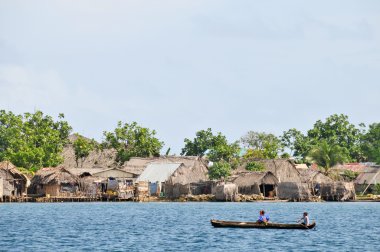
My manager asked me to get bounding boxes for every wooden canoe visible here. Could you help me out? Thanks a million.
[210,219,316,229]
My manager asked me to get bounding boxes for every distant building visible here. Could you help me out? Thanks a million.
[230,171,278,197]
[0,161,30,201]
[354,166,380,194]
[29,167,78,197]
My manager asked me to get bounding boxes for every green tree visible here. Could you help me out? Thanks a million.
[281,128,311,159]
[208,161,231,180]
[240,131,283,159]
[306,140,349,174]
[181,128,214,157]
[307,114,363,161]
[361,123,380,164]
[73,134,97,167]
[245,161,265,171]
[181,128,240,162]
[0,110,72,170]
[102,121,164,164]
[243,149,265,159]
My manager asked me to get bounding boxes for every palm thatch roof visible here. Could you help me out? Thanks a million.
[355,170,380,185]
[61,140,117,169]
[299,169,333,183]
[168,160,209,185]
[0,161,29,182]
[31,166,77,185]
[235,159,301,183]
[231,171,278,187]
[123,156,207,176]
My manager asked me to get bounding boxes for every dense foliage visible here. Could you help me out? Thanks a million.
[181,128,240,162]
[0,110,72,171]
[281,114,375,164]
[375,184,380,195]
[361,123,380,164]
[240,131,283,159]
[1,109,379,173]
[73,134,98,167]
[306,140,349,174]
[208,161,231,180]
[245,161,265,171]
[342,170,360,181]
[102,121,164,164]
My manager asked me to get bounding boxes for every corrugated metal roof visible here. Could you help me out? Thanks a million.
[136,162,183,183]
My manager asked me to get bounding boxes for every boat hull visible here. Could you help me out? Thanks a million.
[211,220,316,229]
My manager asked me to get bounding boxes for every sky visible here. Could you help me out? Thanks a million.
[0,0,379,154]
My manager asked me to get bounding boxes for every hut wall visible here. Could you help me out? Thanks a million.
[213,183,238,201]
[0,178,3,199]
[238,183,261,195]
[277,182,311,201]
[261,160,302,183]
[44,184,61,197]
[135,181,149,199]
[320,182,356,201]
[190,181,213,195]
[165,181,213,199]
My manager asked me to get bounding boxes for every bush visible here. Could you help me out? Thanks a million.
[209,161,231,180]
[245,161,265,171]
[342,170,359,181]
[375,184,380,195]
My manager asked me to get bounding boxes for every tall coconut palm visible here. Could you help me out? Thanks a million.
[307,140,349,174]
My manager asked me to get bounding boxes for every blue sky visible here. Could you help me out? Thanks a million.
[0,0,379,154]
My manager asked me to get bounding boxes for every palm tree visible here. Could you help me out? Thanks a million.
[307,140,349,174]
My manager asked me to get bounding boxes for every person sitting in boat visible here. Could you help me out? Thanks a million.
[257,210,269,223]
[298,212,309,226]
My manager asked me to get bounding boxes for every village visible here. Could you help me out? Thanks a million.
[1,137,379,203]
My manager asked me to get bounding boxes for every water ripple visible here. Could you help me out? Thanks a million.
[0,202,379,251]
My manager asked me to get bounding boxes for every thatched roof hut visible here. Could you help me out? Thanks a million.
[354,167,380,194]
[212,183,238,201]
[67,167,137,180]
[236,159,302,183]
[0,161,30,199]
[299,170,333,184]
[131,156,209,198]
[277,182,311,201]
[319,182,356,201]
[30,166,78,196]
[164,157,209,198]
[61,135,118,169]
[122,156,206,176]
[231,171,278,197]
[258,159,302,183]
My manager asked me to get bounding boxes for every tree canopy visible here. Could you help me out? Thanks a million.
[282,114,367,163]
[208,161,231,180]
[0,110,72,170]
[181,128,240,162]
[306,140,349,174]
[241,131,283,159]
[361,123,380,164]
[102,121,164,164]
[73,134,98,167]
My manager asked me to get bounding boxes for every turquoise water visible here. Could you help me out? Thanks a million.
[0,202,379,251]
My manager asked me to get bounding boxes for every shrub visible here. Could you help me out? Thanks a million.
[342,170,359,181]
[245,161,265,171]
[375,184,380,195]
[209,161,231,180]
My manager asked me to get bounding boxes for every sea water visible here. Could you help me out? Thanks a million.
[0,202,379,251]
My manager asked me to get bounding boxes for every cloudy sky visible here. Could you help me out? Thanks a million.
[1,0,379,154]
